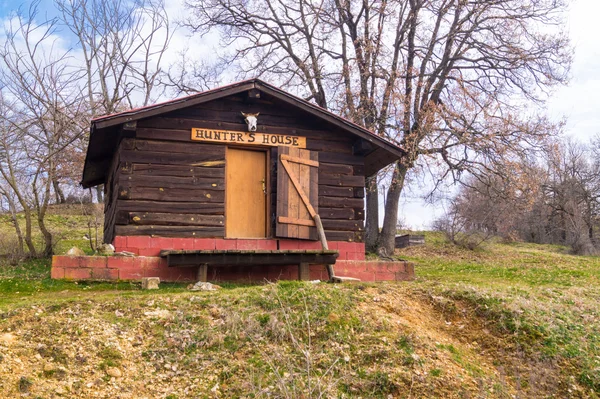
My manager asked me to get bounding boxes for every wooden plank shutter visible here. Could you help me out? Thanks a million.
[276,146,319,240]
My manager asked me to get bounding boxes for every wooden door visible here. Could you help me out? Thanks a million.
[226,148,267,238]
[276,147,319,240]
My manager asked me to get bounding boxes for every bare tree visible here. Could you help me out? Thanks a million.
[183,0,571,254]
[55,0,172,202]
[0,101,36,256]
[438,153,548,246]
[0,2,86,256]
[543,139,600,255]
[446,137,600,255]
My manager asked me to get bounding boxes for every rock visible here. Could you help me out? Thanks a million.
[66,247,85,256]
[0,333,15,344]
[106,367,122,378]
[189,282,221,291]
[17,376,32,393]
[143,309,171,319]
[141,277,160,290]
[43,363,54,372]
[97,243,115,255]
[115,251,136,257]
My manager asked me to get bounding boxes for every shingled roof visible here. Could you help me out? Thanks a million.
[82,79,404,187]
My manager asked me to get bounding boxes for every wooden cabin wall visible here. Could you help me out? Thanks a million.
[106,93,365,243]
[103,140,122,244]
[104,137,225,243]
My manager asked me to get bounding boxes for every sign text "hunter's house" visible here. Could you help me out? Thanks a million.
[191,128,306,148]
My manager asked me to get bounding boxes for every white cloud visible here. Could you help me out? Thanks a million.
[547,0,600,141]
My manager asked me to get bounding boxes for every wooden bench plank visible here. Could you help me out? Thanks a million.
[163,250,339,268]
[160,249,338,257]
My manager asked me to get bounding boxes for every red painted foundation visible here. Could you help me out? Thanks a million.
[111,236,366,260]
[51,237,414,283]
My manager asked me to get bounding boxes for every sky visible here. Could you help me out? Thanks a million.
[546,0,600,142]
[403,0,600,230]
[0,0,597,229]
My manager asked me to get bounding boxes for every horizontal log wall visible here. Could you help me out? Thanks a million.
[106,137,226,242]
[103,140,123,244]
[106,92,365,242]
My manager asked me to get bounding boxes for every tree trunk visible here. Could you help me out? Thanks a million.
[95,185,104,203]
[379,161,409,256]
[52,179,66,204]
[7,199,24,256]
[38,213,53,256]
[39,178,54,256]
[364,174,380,252]
[22,209,37,257]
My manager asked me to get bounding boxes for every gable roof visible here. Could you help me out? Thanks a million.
[82,79,405,187]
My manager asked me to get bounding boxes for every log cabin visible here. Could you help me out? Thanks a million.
[51,79,414,282]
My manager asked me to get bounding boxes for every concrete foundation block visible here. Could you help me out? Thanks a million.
[141,277,160,290]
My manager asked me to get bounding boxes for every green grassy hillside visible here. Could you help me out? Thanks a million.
[0,204,102,257]
[0,210,599,397]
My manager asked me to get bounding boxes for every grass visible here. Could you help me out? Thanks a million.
[399,231,600,396]
[2,210,600,397]
[402,232,600,287]
[0,257,192,309]
[0,204,100,257]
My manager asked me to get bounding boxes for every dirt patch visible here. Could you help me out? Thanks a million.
[356,285,511,398]
[0,283,593,398]
[357,284,589,398]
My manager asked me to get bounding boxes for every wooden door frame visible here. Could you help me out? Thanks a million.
[224,146,271,239]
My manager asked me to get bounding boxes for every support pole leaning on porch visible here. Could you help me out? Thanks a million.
[197,264,208,282]
[314,214,335,280]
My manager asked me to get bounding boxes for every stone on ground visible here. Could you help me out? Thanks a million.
[106,367,122,378]
[97,243,115,255]
[66,247,85,256]
[189,282,221,291]
[141,277,160,290]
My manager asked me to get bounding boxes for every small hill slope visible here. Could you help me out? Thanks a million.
[0,283,528,398]
[0,209,599,397]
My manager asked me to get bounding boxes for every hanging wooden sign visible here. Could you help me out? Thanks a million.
[191,128,306,148]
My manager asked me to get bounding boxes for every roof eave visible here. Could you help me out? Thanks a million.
[82,78,406,187]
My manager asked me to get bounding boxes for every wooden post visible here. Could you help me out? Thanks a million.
[197,264,208,282]
[298,262,310,281]
[314,214,335,280]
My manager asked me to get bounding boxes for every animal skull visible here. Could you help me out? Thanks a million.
[241,112,260,132]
